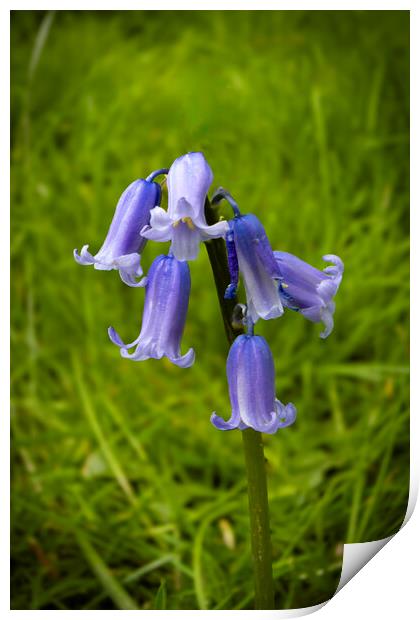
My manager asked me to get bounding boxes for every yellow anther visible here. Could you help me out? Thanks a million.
[172,219,181,228]
[181,216,195,230]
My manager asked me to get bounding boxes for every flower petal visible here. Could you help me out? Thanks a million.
[74,179,161,279]
[148,206,172,231]
[119,271,147,287]
[274,250,342,337]
[169,347,195,368]
[252,410,281,434]
[110,255,194,367]
[323,254,344,279]
[120,342,151,361]
[211,333,296,435]
[319,303,335,339]
[198,220,230,240]
[170,223,201,261]
[210,409,241,431]
[167,152,213,222]
[232,216,283,323]
[108,326,141,349]
[275,399,297,428]
[73,245,95,265]
[141,223,172,242]
[173,197,195,220]
[317,277,338,303]
[243,265,284,323]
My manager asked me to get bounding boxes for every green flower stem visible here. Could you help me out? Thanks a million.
[204,199,275,610]
[241,429,275,609]
[204,200,243,345]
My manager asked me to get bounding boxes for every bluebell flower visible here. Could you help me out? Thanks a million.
[108,254,195,368]
[141,152,229,261]
[225,214,284,323]
[211,334,296,434]
[74,178,161,286]
[274,251,344,338]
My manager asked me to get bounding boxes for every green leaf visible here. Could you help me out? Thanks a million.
[154,580,167,610]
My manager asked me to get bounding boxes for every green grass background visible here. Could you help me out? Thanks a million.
[11,10,409,610]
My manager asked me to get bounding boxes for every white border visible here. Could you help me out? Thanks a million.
[2,2,415,10]
[4,3,416,617]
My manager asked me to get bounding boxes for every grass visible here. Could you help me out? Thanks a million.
[11,10,409,610]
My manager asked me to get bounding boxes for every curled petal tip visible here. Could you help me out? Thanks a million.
[108,326,125,347]
[276,400,297,428]
[120,346,143,360]
[119,271,147,287]
[319,325,333,339]
[210,411,240,431]
[319,305,335,339]
[73,245,95,265]
[322,253,344,268]
[254,409,281,435]
[170,347,195,368]
[322,254,344,279]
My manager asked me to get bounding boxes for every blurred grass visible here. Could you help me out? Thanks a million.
[10,10,409,610]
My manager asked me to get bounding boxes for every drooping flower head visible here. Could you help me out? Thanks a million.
[225,214,284,323]
[274,251,344,338]
[211,333,296,434]
[74,177,161,286]
[108,254,195,368]
[141,152,229,261]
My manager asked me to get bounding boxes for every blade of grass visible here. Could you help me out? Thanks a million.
[75,529,138,610]
[73,354,136,505]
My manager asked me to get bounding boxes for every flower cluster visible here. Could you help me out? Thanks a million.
[75,152,343,435]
